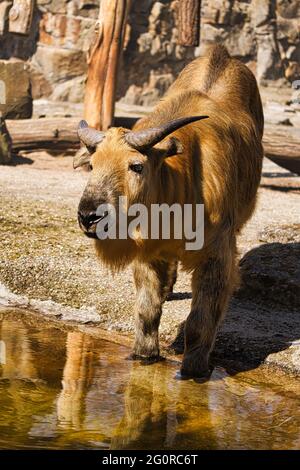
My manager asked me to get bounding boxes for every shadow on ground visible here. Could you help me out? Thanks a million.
[9,155,34,166]
[260,184,300,193]
[168,242,300,374]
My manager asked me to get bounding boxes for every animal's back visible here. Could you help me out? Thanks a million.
[167,44,264,138]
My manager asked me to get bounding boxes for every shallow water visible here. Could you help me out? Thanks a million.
[0,310,299,450]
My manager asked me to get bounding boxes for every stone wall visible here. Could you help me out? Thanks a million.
[0,0,299,107]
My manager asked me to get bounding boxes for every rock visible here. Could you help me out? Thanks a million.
[120,84,143,106]
[0,59,32,119]
[277,0,300,19]
[252,0,275,28]
[121,72,174,107]
[37,0,68,15]
[251,0,283,83]
[239,242,300,310]
[1,0,300,106]
[286,45,297,60]
[285,62,300,82]
[31,45,87,84]
[39,12,95,51]
[51,75,86,103]
[201,0,249,27]
[119,0,193,101]
[256,33,282,82]
[0,8,41,61]
[30,67,53,100]
[78,2,99,19]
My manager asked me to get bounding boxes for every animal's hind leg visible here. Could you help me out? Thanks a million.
[132,260,176,360]
[181,246,237,377]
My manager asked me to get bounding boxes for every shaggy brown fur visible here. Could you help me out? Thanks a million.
[78,45,264,377]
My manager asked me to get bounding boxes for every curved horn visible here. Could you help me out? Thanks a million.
[77,120,106,148]
[125,115,209,151]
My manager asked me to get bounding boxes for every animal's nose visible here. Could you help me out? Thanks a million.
[78,210,102,231]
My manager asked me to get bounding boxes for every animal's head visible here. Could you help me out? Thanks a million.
[76,115,208,244]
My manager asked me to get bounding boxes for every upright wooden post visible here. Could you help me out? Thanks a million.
[178,0,201,47]
[84,0,131,131]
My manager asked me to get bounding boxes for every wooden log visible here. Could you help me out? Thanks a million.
[264,124,300,159]
[267,155,300,175]
[263,124,300,175]
[4,116,139,151]
[84,0,131,131]
[6,118,80,151]
[178,0,201,47]
[3,118,300,175]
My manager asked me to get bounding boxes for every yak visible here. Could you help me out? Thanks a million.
[75,44,264,378]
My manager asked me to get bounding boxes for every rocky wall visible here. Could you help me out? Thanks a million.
[0,0,299,107]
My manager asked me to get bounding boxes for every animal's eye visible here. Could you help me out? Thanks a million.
[129,163,144,174]
[89,163,93,171]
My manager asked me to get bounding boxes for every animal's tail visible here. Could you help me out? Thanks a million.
[202,44,230,93]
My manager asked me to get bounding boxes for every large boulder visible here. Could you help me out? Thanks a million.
[0,59,32,119]
[31,45,87,85]
[239,240,300,310]
[50,75,86,103]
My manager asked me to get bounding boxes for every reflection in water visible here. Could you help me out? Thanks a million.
[57,332,94,428]
[0,311,299,450]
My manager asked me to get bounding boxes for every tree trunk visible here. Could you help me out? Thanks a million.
[178,0,201,47]
[84,0,131,131]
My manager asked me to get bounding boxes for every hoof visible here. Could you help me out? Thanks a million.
[141,355,165,365]
[180,352,212,380]
[179,366,213,382]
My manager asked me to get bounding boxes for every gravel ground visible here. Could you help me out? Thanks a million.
[0,147,299,375]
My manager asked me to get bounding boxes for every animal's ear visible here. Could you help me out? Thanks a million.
[156,137,184,158]
[73,147,92,169]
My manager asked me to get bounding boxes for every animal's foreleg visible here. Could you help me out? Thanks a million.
[182,249,237,377]
[168,261,178,295]
[132,260,173,359]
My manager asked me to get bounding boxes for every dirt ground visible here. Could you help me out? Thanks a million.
[0,144,299,376]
